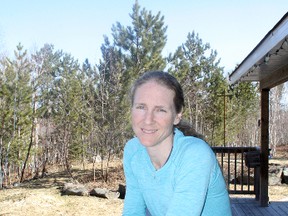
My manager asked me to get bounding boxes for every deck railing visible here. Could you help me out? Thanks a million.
[211,146,260,200]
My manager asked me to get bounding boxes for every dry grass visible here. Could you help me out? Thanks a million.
[0,161,125,216]
[0,187,123,215]
[0,147,287,216]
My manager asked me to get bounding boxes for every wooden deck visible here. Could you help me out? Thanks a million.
[230,195,288,216]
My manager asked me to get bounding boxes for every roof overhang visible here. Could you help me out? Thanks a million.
[229,12,288,89]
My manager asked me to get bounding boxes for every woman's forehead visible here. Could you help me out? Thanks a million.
[136,81,173,94]
[134,82,175,104]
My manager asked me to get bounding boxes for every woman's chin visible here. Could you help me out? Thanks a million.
[138,138,155,147]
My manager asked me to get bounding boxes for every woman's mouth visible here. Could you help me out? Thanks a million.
[141,128,157,134]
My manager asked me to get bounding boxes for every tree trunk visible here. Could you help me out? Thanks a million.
[20,117,35,182]
[0,137,3,188]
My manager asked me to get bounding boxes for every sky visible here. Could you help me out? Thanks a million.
[0,0,287,74]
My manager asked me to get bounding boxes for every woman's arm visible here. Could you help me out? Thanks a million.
[122,141,146,216]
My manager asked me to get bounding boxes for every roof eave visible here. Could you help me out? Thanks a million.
[229,12,288,85]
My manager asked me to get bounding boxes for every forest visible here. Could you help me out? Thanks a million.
[0,2,287,187]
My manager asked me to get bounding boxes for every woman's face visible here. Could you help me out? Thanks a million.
[131,81,182,148]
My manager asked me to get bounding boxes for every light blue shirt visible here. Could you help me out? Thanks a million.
[123,129,232,216]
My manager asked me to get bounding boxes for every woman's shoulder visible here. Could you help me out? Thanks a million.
[123,137,147,168]
[124,137,144,157]
[172,129,216,169]
[174,129,213,155]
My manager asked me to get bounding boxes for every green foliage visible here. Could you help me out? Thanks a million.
[168,32,228,146]
[0,44,33,166]
[110,1,167,90]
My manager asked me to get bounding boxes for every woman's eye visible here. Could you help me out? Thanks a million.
[157,108,167,113]
[136,105,145,110]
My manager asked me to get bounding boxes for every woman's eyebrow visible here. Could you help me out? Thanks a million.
[155,105,165,108]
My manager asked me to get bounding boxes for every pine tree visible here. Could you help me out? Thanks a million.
[168,32,227,145]
[29,44,63,176]
[50,53,83,176]
[0,56,16,185]
[0,44,33,181]
[110,1,167,92]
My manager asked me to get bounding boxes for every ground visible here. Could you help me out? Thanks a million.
[0,146,287,216]
[0,161,125,216]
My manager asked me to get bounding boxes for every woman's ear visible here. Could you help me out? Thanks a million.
[174,113,182,125]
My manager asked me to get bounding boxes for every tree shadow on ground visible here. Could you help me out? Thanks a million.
[13,164,125,191]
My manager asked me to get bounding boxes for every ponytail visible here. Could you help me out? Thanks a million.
[175,120,205,140]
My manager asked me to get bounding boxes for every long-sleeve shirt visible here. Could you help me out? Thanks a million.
[123,128,232,216]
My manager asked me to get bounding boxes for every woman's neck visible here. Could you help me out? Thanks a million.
[147,141,174,170]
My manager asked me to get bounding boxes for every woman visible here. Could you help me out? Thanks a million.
[123,71,232,216]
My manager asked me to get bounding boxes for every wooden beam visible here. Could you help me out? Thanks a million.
[260,89,269,207]
[260,63,288,89]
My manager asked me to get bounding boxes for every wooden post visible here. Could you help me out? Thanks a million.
[254,166,260,201]
[260,89,269,207]
[217,90,233,147]
[223,91,226,147]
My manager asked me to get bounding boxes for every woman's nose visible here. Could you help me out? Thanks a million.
[144,110,155,124]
